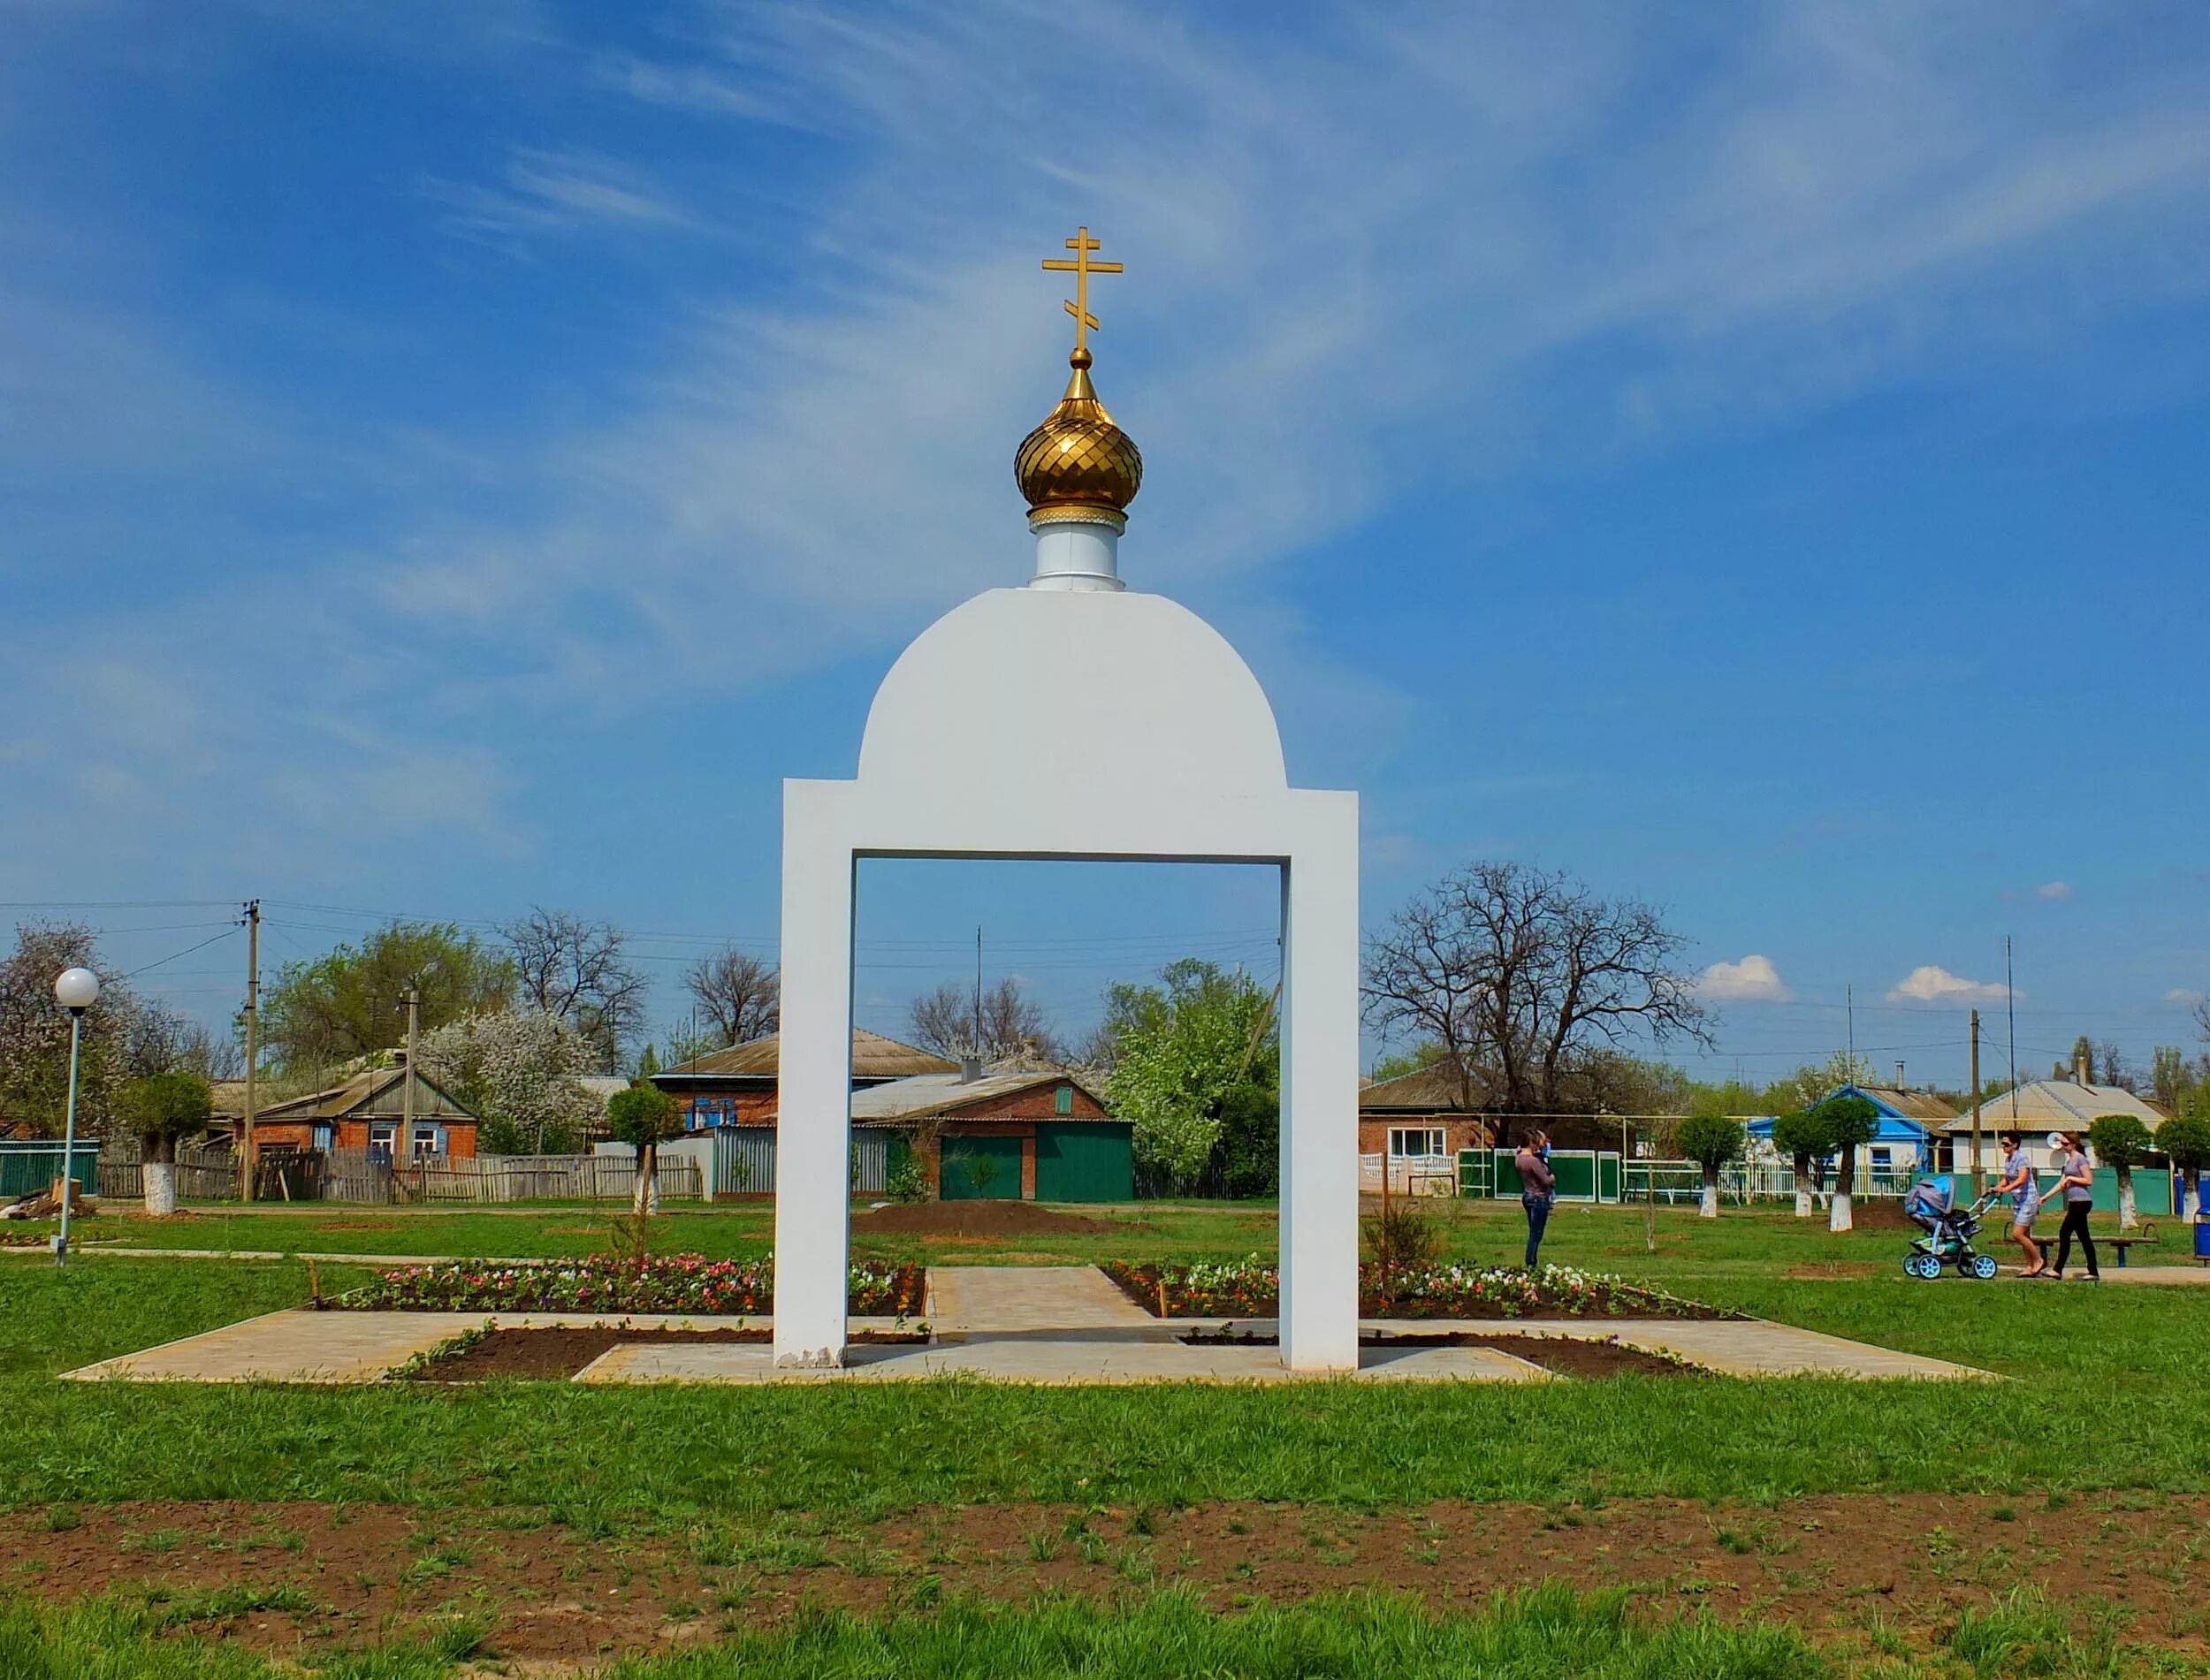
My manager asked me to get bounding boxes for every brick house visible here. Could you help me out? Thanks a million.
[219,1064,481,1160]
[854,1069,1132,1202]
[652,1029,957,1131]
[1356,1064,1494,1168]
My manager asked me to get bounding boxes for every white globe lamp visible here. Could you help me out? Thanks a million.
[50,967,101,1265]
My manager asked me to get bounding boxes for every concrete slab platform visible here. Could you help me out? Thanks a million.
[1481,1318,1990,1380]
[575,1336,1552,1385]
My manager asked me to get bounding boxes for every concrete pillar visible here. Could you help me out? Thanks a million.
[1278,804,1360,1372]
[773,785,853,1367]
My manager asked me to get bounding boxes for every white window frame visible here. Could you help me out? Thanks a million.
[410,1125,441,1159]
[1389,1126,1446,1159]
[367,1121,398,1154]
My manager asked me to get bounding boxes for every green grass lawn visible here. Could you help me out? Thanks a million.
[51,1190,2151,1280]
[4,1216,2201,1676]
[4,1223,2205,1520]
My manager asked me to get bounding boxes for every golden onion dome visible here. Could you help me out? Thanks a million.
[1015,347,1142,528]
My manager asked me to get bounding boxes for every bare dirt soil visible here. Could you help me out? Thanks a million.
[850,1201,1116,1237]
[1103,1263,1736,1322]
[4,1493,2202,1670]
[405,1326,929,1382]
[1179,1331,1696,1380]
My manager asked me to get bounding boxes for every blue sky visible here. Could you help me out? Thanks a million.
[5,2,2207,1087]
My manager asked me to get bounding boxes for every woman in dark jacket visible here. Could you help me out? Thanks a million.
[1516,1129,1556,1270]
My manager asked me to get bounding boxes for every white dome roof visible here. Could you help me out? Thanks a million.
[858,588,1286,801]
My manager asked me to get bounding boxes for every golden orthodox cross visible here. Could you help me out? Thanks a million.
[1041,226,1123,355]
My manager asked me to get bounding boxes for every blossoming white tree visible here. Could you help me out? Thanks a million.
[417,1009,601,1155]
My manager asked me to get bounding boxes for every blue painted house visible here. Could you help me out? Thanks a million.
[1746,1083,1953,1180]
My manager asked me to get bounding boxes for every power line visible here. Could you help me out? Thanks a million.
[119,927,240,980]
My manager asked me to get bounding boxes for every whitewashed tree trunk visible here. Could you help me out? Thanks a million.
[1793,1165,1813,1219]
[1700,1167,1719,1219]
[144,1159,178,1218]
[2116,1167,2138,1231]
[1829,1147,1856,1232]
[633,1144,660,1216]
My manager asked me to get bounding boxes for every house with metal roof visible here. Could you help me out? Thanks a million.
[216,1064,480,1162]
[651,1029,958,1132]
[1745,1084,1954,1180]
[1939,1076,2168,1175]
[852,1069,1131,1202]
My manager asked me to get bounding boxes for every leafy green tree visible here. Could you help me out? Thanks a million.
[1767,1106,1834,1218]
[606,1084,682,1215]
[1099,959,1276,1195]
[117,1071,211,1217]
[2087,1114,2153,1230]
[1810,1094,1881,1232]
[2155,1115,2210,1221]
[1673,1114,1746,1219]
[262,921,514,1076]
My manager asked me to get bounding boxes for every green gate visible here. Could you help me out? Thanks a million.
[1034,1123,1132,1203]
[0,1142,100,1200]
[941,1135,1023,1200]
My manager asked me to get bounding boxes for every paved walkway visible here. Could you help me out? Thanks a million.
[927,1265,1160,1333]
[58,1266,1991,1385]
[1486,1319,1984,1380]
[579,1338,1551,1385]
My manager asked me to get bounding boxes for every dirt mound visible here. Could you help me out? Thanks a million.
[852,1200,1114,1236]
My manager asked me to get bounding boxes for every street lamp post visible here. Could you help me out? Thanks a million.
[52,966,100,1267]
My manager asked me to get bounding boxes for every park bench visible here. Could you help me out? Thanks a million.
[2102,1231,2159,1269]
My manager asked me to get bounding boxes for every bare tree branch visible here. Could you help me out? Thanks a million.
[1362,861,1714,1115]
[908,977,1063,1067]
[501,908,645,1075]
[682,946,780,1049]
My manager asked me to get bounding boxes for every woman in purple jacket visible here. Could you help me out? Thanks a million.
[1516,1129,1557,1270]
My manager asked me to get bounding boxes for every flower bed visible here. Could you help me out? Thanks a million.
[331,1253,926,1318]
[1101,1257,1731,1321]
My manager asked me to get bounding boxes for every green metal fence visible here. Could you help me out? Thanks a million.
[0,1141,101,1200]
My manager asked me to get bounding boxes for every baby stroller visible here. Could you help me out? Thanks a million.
[1903,1182,2000,1279]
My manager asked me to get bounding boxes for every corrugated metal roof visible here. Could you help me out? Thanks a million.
[848,1070,1117,1123]
[658,1029,957,1083]
[1939,1080,2168,1133]
[255,1066,476,1123]
[1852,1084,1959,1122]
[1357,1065,1478,1112]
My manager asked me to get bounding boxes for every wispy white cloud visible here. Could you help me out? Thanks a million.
[1700,954,1792,1001]
[1888,965,2016,1005]
[11,0,2210,895]
[2167,988,2206,1007]
[2037,881,2073,900]
[386,0,2210,693]
[423,147,697,249]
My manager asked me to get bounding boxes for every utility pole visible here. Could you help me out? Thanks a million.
[401,989,420,1145]
[2006,937,2018,1127]
[1969,1007,1983,1196]
[241,900,260,1204]
[1846,984,1856,1079]
[972,926,984,1062]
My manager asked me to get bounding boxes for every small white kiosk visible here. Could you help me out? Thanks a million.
[774,230,1361,1372]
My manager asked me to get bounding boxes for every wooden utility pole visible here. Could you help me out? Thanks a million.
[241,900,260,1203]
[1969,1007,1983,1196]
[401,989,420,1143]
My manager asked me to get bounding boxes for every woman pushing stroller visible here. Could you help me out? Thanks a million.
[1993,1129,2047,1277]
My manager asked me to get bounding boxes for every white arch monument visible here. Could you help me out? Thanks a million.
[774,231,1360,1372]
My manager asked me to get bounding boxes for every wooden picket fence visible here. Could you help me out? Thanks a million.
[329,1149,703,1205]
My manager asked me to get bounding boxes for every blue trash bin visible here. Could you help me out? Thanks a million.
[2195,1221,2210,1262]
